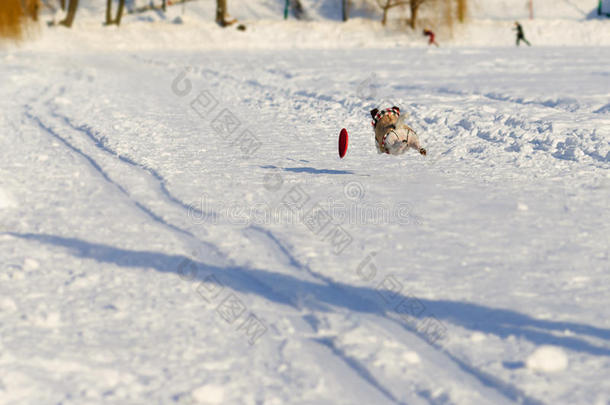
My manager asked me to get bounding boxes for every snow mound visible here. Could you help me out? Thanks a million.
[192,384,225,404]
[526,346,568,372]
[23,258,40,271]
[0,297,17,313]
[0,188,17,209]
[402,351,421,364]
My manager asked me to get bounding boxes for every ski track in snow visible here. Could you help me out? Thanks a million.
[18,78,411,403]
[1,47,609,404]
[111,59,558,402]
[244,226,552,405]
[19,82,506,405]
[15,58,535,404]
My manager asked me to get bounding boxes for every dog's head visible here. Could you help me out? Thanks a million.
[370,106,400,130]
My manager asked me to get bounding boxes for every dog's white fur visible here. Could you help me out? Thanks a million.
[376,114,423,155]
[372,109,426,156]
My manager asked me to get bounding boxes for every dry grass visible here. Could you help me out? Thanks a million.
[25,0,40,21]
[456,0,467,23]
[0,0,39,40]
[0,0,24,39]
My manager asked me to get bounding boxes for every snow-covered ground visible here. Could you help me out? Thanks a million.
[1,1,610,404]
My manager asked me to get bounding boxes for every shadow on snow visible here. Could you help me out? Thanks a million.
[9,232,610,358]
[260,165,354,175]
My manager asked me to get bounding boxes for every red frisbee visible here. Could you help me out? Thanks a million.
[339,128,349,158]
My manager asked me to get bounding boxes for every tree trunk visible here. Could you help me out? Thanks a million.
[115,0,125,25]
[216,0,237,26]
[105,0,112,24]
[105,0,125,26]
[216,0,226,24]
[60,0,65,11]
[456,0,466,22]
[382,3,389,25]
[342,0,350,21]
[59,0,78,27]
[409,2,418,29]
[162,0,166,12]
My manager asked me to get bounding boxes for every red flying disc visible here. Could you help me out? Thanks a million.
[339,128,349,158]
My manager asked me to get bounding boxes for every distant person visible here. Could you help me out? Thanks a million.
[423,29,439,47]
[513,22,531,46]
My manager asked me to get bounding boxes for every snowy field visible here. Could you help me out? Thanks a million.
[2,0,610,401]
[1,44,609,404]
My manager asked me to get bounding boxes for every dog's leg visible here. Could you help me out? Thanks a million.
[404,129,426,156]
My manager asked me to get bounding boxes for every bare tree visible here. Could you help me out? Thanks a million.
[408,0,427,28]
[58,0,78,27]
[115,0,125,25]
[376,0,431,28]
[216,0,236,26]
[376,0,407,26]
[105,0,111,23]
[105,0,125,26]
[456,0,466,22]
[215,0,226,24]
[342,0,350,21]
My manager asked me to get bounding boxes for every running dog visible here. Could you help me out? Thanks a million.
[371,107,426,156]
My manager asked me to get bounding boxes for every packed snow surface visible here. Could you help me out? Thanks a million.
[2,43,608,405]
[1,1,610,403]
[526,346,569,372]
